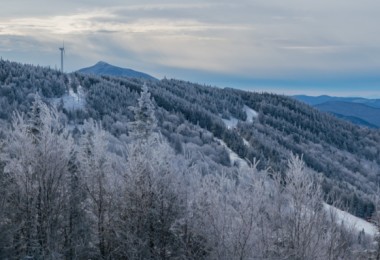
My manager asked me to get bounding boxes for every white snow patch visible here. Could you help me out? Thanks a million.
[221,105,258,129]
[52,85,85,111]
[243,138,250,146]
[222,117,239,129]
[244,105,258,123]
[215,138,248,169]
[324,203,378,237]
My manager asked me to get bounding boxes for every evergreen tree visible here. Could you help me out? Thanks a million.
[129,83,157,140]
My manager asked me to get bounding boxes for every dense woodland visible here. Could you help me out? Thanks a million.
[1,59,380,259]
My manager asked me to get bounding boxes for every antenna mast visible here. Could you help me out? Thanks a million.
[59,42,65,72]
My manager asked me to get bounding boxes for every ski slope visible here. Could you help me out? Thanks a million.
[215,138,249,169]
[222,116,239,129]
[324,203,378,237]
[222,105,258,129]
[52,85,85,111]
[244,105,258,123]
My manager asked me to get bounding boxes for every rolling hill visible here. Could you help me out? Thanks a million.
[294,95,380,108]
[1,60,379,220]
[294,95,380,128]
[315,101,380,128]
[1,59,380,258]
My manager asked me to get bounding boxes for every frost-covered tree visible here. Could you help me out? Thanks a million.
[0,141,13,258]
[115,87,186,258]
[64,148,92,259]
[280,155,325,258]
[78,120,122,258]
[260,154,353,260]
[0,98,73,258]
[186,160,266,260]
[129,83,157,139]
[184,154,359,260]
[115,136,185,259]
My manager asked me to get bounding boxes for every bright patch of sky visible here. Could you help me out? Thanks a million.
[1,0,380,97]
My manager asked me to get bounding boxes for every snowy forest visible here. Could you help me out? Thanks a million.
[1,59,380,259]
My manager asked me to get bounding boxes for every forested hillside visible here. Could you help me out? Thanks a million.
[80,73,380,219]
[1,59,380,259]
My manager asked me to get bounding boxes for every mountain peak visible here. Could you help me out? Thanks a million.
[78,61,157,81]
[95,61,109,66]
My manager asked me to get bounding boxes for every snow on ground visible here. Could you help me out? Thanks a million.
[215,138,249,169]
[324,203,378,237]
[219,106,258,163]
[222,116,239,129]
[243,138,250,146]
[222,105,258,129]
[244,105,258,123]
[52,85,85,111]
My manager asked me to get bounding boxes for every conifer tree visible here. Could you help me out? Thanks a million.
[129,83,157,140]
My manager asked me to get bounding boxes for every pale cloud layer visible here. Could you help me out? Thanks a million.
[1,0,380,96]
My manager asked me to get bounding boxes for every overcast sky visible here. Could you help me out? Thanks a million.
[1,0,380,97]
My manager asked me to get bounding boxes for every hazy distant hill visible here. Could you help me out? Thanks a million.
[315,101,380,128]
[294,95,380,108]
[294,95,380,128]
[331,113,378,128]
[78,61,157,80]
[294,95,336,106]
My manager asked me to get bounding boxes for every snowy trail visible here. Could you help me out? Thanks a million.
[222,117,239,129]
[215,138,249,168]
[52,84,85,111]
[324,203,378,236]
[221,105,258,129]
[244,105,258,123]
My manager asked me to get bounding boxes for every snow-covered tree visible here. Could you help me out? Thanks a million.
[261,154,353,260]
[63,148,92,259]
[0,98,73,258]
[78,120,122,258]
[129,83,157,140]
[113,87,185,258]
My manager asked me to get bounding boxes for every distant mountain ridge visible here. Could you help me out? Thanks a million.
[294,95,380,128]
[78,61,157,81]
[315,101,380,128]
[330,113,379,128]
